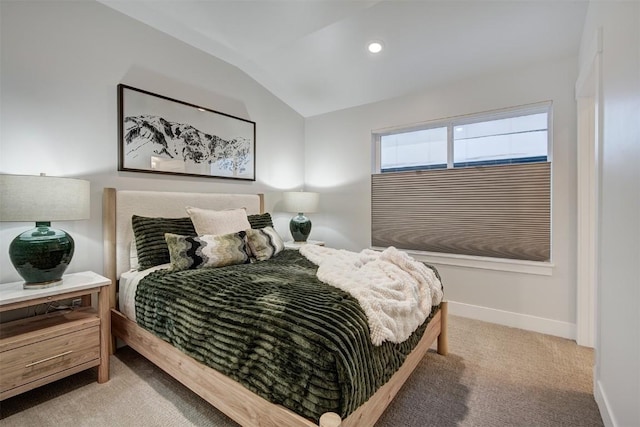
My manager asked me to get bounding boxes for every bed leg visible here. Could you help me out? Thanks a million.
[319,412,342,427]
[103,188,118,355]
[437,301,449,356]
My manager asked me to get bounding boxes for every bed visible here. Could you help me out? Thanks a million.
[103,187,448,427]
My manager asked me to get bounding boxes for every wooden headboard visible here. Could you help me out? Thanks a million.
[102,188,264,310]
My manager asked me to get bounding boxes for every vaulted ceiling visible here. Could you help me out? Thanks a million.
[101,0,588,117]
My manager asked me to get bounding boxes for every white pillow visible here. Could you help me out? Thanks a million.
[185,206,251,236]
[129,240,139,270]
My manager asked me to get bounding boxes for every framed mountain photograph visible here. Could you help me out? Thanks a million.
[118,84,256,181]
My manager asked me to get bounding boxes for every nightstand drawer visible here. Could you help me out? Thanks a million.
[0,324,100,394]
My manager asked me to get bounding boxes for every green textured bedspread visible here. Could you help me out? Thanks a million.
[135,249,440,422]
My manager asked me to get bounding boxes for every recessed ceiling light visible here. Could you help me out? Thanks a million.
[367,41,384,54]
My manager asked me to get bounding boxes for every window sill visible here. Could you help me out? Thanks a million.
[371,247,554,276]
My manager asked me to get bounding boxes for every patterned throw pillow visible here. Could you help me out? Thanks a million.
[164,231,250,271]
[132,215,196,270]
[246,226,285,261]
[247,212,274,229]
[185,206,251,236]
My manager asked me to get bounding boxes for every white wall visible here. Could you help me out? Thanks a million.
[305,56,579,337]
[579,2,640,426]
[0,1,305,284]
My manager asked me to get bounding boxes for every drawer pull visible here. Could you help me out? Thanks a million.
[25,351,73,367]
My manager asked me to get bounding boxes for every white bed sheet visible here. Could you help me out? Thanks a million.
[119,264,169,322]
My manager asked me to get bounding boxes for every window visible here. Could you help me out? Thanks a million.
[380,127,447,172]
[377,105,549,172]
[371,103,552,262]
[453,113,548,167]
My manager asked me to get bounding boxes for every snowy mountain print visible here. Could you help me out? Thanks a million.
[123,115,251,176]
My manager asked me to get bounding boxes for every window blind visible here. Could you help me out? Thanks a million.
[371,162,550,261]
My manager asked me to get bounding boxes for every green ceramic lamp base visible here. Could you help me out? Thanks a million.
[9,221,74,289]
[290,213,312,242]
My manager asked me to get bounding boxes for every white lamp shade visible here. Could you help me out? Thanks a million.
[283,191,319,214]
[0,174,91,222]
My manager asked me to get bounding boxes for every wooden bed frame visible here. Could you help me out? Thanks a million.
[103,187,448,427]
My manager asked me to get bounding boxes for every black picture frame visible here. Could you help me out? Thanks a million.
[118,84,256,181]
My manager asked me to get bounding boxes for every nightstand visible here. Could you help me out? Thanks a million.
[0,271,111,400]
[284,240,325,249]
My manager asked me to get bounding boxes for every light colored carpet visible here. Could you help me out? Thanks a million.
[0,315,603,426]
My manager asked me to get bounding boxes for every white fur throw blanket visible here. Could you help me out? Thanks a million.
[299,245,443,346]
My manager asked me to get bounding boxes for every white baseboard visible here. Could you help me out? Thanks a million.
[594,380,616,427]
[448,300,577,340]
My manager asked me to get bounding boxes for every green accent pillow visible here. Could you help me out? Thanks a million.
[246,226,285,261]
[247,212,273,229]
[131,215,196,270]
[165,231,250,271]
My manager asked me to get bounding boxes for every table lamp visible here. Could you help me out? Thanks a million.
[283,191,319,242]
[0,174,90,289]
